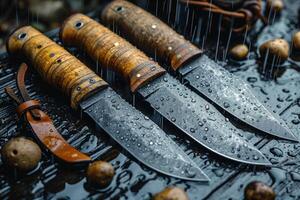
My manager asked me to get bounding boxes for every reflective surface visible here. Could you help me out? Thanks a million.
[0,0,300,199]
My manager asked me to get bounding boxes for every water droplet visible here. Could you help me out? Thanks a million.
[224,102,230,108]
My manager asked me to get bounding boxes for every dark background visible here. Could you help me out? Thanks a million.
[1,0,300,199]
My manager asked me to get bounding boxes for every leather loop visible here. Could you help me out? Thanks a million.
[5,63,92,164]
[16,100,41,118]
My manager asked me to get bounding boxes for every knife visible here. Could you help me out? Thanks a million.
[101,0,298,142]
[60,14,270,166]
[6,26,210,182]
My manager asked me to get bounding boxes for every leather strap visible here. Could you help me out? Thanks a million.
[5,63,91,164]
[181,0,267,34]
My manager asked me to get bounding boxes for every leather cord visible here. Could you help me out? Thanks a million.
[180,0,267,34]
[5,63,92,164]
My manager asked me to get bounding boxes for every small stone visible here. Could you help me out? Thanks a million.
[292,32,300,50]
[153,187,189,200]
[245,181,275,200]
[1,137,41,171]
[86,161,114,188]
[229,44,249,60]
[291,31,300,61]
[29,0,68,23]
[267,0,284,13]
[259,39,289,63]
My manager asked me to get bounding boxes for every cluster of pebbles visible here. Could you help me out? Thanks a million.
[228,0,300,65]
[1,137,276,199]
[229,32,300,64]
[1,137,115,188]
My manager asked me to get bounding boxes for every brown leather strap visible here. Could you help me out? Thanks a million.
[5,63,91,164]
[180,0,267,34]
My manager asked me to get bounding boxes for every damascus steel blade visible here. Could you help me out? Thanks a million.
[138,74,271,165]
[80,88,209,181]
[178,55,298,141]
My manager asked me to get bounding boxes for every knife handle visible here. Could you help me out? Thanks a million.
[7,26,108,109]
[60,14,166,92]
[102,0,202,71]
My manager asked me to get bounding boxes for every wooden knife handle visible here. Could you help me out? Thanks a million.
[102,0,202,71]
[7,26,108,109]
[60,13,166,92]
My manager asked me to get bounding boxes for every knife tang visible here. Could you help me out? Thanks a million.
[102,0,202,71]
[60,14,166,93]
[7,26,108,109]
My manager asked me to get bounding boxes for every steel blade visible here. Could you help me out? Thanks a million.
[138,74,271,165]
[178,55,298,142]
[80,88,209,181]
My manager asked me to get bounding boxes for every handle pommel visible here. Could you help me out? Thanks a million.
[7,26,108,109]
[60,13,166,92]
[102,0,202,71]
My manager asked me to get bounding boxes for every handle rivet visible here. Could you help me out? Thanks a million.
[151,24,157,29]
[136,73,141,78]
[36,44,42,49]
[114,42,120,47]
[151,66,156,71]
[76,86,81,91]
[49,53,55,58]
[115,6,124,12]
[56,59,62,63]
[89,79,95,83]
[75,21,84,29]
[18,32,27,40]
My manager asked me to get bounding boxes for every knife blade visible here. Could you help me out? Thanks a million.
[60,14,271,166]
[7,26,210,181]
[101,0,298,142]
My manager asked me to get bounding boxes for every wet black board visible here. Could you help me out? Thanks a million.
[0,0,300,199]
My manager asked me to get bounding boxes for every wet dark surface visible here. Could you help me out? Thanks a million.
[1,0,300,199]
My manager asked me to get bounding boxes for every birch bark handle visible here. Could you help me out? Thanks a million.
[101,0,202,71]
[7,26,108,109]
[60,13,166,92]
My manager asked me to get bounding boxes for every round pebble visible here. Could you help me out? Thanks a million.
[267,0,284,13]
[153,187,189,200]
[1,137,41,171]
[259,38,289,63]
[292,31,300,51]
[245,181,275,200]
[291,31,300,61]
[86,161,114,188]
[229,44,249,60]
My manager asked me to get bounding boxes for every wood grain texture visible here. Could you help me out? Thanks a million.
[60,13,166,92]
[102,0,203,71]
[6,26,108,109]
